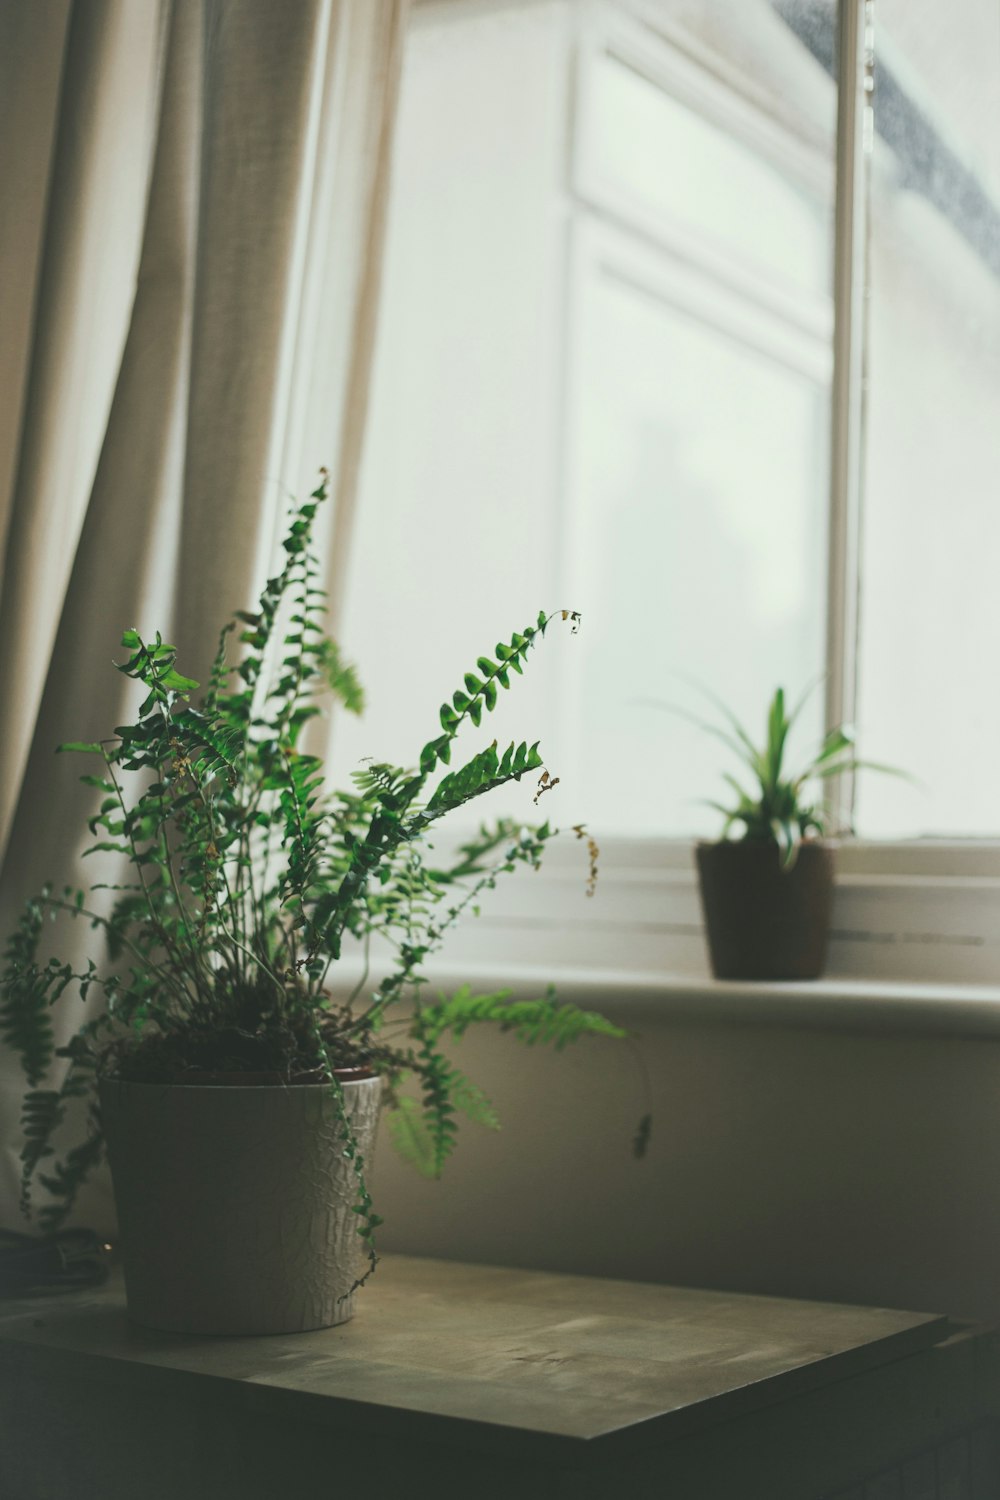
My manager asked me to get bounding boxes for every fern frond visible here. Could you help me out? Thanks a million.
[0,893,57,1087]
[421,985,626,1050]
[424,819,525,883]
[350,761,417,809]
[315,638,364,716]
[36,1118,105,1234]
[446,1068,500,1130]
[19,1090,63,1213]
[171,708,243,782]
[419,616,553,779]
[385,1095,437,1178]
[19,1026,104,1221]
[415,1036,460,1175]
[423,740,543,820]
[202,621,237,712]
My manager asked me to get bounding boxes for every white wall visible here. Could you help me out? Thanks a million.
[372,1003,1000,1324]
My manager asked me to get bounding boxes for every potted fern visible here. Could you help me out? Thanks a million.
[0,474,626,1335]
[690,686,895,981]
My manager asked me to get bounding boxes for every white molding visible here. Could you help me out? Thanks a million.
[570,215,833,383]
[331,955,1000,1039]
[571,1,835,339]
[611,0,836,167]
[455,966,1000,1039]
[836,840,1000,878]
[579,2,833,195]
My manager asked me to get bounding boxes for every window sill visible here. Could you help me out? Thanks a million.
[408,959,1000,1040]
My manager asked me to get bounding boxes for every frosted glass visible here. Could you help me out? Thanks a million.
[567,272,828,836]
[855,0,1000,837]
[590,50,830,295]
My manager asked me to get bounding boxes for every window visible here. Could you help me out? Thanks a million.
[331,0,1000,983]
[563,4,835,835]
[856,0,1000,838]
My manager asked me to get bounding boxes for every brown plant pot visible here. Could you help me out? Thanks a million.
[695,839,835,981]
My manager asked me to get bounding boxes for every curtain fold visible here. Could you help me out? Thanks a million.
[0,0,408,1227]
[0,1,168,854]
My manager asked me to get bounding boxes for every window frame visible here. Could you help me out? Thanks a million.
[566,0,1000,897]
[349,0,1000,995]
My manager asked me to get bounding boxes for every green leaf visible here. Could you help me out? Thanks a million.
[419,735,451,774]
[765,688,788,791]
[160,668,199,694]
[720,772,753,809]
[315,638,365,715]
[811,756,910,782]
[56,742,102,755]
[385,1097,438,1178]
[421,986,625,1048]
[808,727,854,770]
[448,1071,500,1130]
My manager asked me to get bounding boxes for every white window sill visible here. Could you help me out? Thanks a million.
[332,834,1000,1039]
[406,959,1000,1040]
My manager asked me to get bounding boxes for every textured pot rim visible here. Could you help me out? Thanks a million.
[97,1072,381,1093]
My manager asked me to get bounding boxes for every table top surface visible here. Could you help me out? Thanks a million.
[0,1254,951,1456]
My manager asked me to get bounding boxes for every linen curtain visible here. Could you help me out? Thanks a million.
[0,0,408,1227]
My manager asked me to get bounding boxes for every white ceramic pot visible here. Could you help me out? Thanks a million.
[99,1074,382,1335]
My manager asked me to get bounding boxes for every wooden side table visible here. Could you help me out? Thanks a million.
[1,1254,997,1499]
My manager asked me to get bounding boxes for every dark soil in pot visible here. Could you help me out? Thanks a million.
[695,839,834,980]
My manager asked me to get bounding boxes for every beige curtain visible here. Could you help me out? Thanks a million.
[0,0,408,1226]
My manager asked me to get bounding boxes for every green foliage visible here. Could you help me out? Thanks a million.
[0,475,630,1269]
[418,984,626,1049]
[383,985,627,1179]
[0,893,58,1088]
[676,683,905,867]
[386,1095,439,1178]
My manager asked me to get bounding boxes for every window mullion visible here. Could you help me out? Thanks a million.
[825,0,873,830]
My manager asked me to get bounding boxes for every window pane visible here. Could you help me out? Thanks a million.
[341,0,837,838]
[588,49,830,295]
[565,249,829,835]
[332,1,571,824]
[855,0,1000,837]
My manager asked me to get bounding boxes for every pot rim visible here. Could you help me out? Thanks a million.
[97,1068,380,1091]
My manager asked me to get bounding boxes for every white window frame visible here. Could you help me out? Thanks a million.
[353,0,1000,996]
[567,0,1000,968]
[570,2,836,335]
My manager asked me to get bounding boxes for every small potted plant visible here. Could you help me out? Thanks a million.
[689,686,895,981]
[0,474,633,1336]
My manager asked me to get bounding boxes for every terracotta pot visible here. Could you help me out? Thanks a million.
[695,839,835,980]
[99,1073,382,1335]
